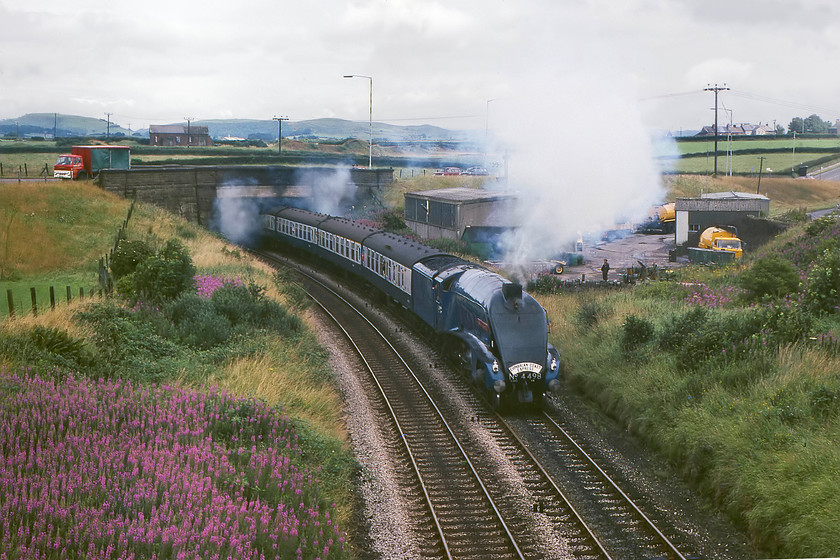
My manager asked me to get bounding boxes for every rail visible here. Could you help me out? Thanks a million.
[298,267,526,559]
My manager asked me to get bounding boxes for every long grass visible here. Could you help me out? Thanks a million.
[543,251,840,556]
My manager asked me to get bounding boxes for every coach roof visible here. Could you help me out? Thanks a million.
[364,230,446,268]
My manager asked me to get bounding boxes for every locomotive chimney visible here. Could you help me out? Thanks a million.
[502,282,522,304]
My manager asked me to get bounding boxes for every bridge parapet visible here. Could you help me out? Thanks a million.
[99,165,393,225]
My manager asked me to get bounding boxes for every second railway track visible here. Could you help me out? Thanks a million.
[260,250,742,559]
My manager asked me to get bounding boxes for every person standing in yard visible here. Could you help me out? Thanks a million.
[601,258,610,282]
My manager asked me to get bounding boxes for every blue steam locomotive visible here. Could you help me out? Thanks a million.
[261,206,561,409]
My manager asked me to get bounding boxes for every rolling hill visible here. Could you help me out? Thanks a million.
[0,113,475,143]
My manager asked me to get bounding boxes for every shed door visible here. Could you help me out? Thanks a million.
[676,210,689,244]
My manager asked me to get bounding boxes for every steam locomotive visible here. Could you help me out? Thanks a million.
[260,206,561,410]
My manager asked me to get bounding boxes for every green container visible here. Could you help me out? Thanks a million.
[688,247,735,264]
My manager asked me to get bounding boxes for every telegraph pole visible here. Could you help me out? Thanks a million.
[184,117,194,147]
[273,116,289,154]
[757,156,765,194]
[104,112,112,141]
[704,84,729,177]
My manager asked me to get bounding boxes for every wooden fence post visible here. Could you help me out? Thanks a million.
[66,285,72,303]
[30,287,37,316]
[50,286,56,311]
[6,289,14,319]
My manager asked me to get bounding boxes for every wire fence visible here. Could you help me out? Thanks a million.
[2,197,135,320]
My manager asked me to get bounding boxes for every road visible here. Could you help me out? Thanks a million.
[809,163,840,181]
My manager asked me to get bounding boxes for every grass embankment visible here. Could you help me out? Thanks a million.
[0,181,355,558]
[664,174,840,216]
[537,219,840,558]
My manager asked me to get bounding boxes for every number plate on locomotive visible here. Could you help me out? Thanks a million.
[508,362,543,381]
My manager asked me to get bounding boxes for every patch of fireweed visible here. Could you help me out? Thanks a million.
[0,366,348,559]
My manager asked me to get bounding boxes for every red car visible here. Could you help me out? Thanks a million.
[433,167,462,176]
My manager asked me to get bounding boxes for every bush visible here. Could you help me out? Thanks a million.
[576,300,608,330]
[166,294,232,349]
[739,255,800,302]
[527,274,565,294]
[805,215,839,237]
[804,249,840,314]
[75,302,180,382]
[622,314,654,350]
[110,239,154,279]
[210,282,301,336]
[133,238,196,303]
[658,306,708,351]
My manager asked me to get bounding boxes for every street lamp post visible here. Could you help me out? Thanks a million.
[344,74,372,168]
[484,98,495,164]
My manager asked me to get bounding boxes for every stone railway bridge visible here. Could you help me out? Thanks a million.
[99,165,394,227]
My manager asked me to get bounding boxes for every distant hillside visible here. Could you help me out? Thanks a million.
[0,113,135,139]
[1,113,475,143]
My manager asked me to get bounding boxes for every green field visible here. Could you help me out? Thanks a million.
[671,136,840,175]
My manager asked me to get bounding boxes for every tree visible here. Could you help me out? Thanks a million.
[788,117,804,134]
[804,114,831,134]
[133,238,196,303]
[775,124,786,135]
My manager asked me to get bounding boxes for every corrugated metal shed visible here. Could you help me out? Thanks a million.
[404,187,518,240]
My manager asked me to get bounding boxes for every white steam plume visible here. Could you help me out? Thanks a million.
[295,166,355,216]
[213,180,262,246]
[487,5,666,269]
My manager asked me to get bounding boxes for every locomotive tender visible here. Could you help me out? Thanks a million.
[261,206,561,409]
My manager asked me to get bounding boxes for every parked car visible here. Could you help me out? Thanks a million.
[461,166,489,176]
[434,167,462,176]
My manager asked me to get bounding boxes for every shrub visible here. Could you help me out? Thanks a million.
[211,282,301,336]
[809,385,839,419]
[527,274,565,294]
[804,249,840,314]
[166,293,231,349]
[76,302,179,382]
[133,238,196,303]
[379,209,409,233]
[658,306,709,351]
[622,314,654,350]
[738,255,800,302]
[114,272,137,298]
[576,300,608,330]
[805,215,839,237]
[110,239,154,279]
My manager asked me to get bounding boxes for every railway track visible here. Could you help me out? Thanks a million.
[300,269,531,559]
[501,412,694,559]
[261,251,697,559]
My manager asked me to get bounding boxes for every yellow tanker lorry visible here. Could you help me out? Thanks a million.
[698,227,743,259]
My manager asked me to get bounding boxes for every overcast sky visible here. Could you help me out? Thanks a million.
[2,0,840,134]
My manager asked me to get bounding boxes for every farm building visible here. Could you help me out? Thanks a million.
[675,191,771,249]
[403,187,517,241]
[149,124,214,147]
